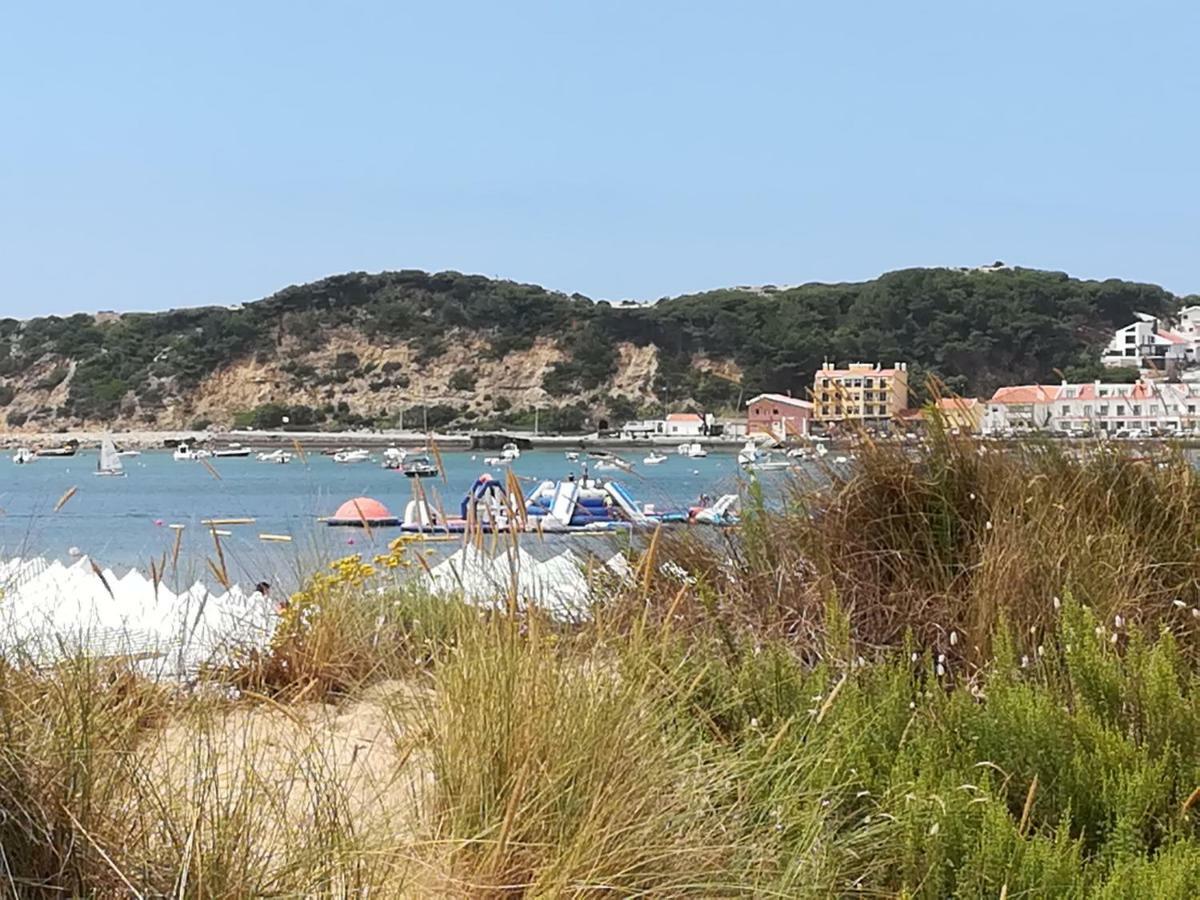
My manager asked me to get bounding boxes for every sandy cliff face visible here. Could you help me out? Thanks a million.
[0,323,730,431]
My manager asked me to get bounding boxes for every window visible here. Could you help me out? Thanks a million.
[1099,404,1108,416]
[1116,405,1125,416]
[772,408,779,415]
[1132,405,1142,416]
[1190,405,1196,415]
[1083,405,1092,417]
[1125,349,1136,356]
[1061,405,1070,416]
[1126,333,1136,344]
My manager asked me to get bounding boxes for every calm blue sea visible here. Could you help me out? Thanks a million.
[0,448,776,584]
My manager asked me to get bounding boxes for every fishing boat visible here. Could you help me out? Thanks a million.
[401,453,439,478]
[11,448,35,465]
[173,442,212,461]
[676,442,708,458]
[333,449,371,464]
[212,443,252,458]
[643,451,668,465]
[381,447,407,469]
[95,435,126,477]
[256,449,292,464]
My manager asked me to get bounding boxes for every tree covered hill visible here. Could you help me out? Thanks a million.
[0,266,1182,431]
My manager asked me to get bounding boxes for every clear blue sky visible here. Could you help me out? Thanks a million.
[2,1,1198,316]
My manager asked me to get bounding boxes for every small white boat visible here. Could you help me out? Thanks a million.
[256,449,292,464]
[565,451,580,462]
[173,442,212,461]
[11,448,35,465]
[117,449,141,458]
[737,440,792,472]
[500,442,521,462]
[95,434,126,477]
[381,447,407,469]
[333,449,371,464]
[643,451,668,465]
[402,454,439,478]
[213,443,252,458]
[785,447,811,460]
[676,442,708,459]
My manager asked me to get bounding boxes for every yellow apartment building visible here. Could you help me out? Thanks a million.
[812,361,909,424]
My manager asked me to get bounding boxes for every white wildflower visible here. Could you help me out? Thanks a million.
[949,630,958,646]
[1037,645,1045,657]
[1114,614,1124,629]
[1053,596,1062,610]
[936,663,946,676]
[929,822,940,836]
[1174,599,1187,609]
[1020,655,1030,668]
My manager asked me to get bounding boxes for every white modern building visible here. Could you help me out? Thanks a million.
[1101,313,1196,370]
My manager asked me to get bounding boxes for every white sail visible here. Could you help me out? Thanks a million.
[98,435,124,476]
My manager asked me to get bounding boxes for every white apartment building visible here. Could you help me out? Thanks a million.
[985,380,1200,435]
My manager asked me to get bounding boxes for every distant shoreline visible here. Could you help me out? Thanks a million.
[0,429,750,453]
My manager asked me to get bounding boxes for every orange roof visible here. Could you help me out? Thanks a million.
[1159,330,1190,345]
[665,413,703,422]
[989,385,1060,404]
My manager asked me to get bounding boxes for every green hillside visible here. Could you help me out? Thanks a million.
[0,266,1182,430]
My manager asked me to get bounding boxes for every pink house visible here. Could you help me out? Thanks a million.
[746,393,813,438]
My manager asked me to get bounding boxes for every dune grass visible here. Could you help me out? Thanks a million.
[4,435,1200,895]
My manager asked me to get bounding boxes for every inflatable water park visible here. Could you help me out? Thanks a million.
[327,470,739,533]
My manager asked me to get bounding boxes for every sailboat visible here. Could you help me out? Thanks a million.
[95,435,126,477]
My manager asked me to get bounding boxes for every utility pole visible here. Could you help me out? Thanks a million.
[534,406,539,436]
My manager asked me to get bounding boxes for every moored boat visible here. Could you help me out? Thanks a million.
[173,442,212,461]
[212,443,252,458]
[401,453,439,478]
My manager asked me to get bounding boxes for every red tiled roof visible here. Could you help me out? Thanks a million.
[1158,330,1190,345]
[989,385,1060,404]
[665,413,703,422]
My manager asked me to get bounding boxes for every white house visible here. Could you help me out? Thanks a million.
[619,412,709,440]
[664,412,707,436]
[983,385,1059,433]
[985,380,1200,435]
[1102,315,1195,369]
